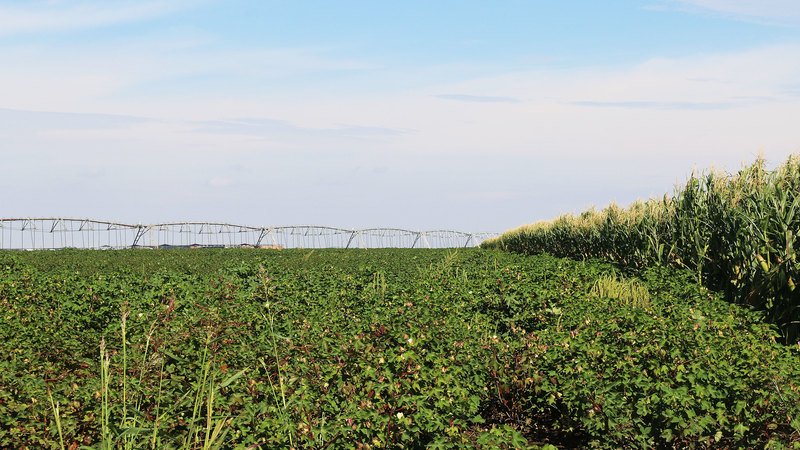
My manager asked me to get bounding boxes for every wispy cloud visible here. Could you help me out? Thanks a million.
[0,108,159,144]
[436,94,520,103]
[0,1,195,35]
[0,107,153,132]
[550,44,800,114]
[192,118,410,140]
[658,0,800,25]
[3,23,800,230]
[571,100,736,110]
[0,107,411,168]
[208,176,234,188]
[0,39,381,117]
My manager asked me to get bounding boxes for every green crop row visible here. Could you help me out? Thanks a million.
[2,248,800,448]
[482,155,800,341]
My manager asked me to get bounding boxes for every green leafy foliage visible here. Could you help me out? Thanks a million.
[1,248,799,448]
[483,155,800,341]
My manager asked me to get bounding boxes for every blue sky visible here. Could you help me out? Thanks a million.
[2,0,800,231]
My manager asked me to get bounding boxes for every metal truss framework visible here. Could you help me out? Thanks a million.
[0,218,498,250]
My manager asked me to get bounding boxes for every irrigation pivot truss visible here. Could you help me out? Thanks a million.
[0,218,499,250]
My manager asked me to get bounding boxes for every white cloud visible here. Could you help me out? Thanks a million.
[0,37,380,118]
[665,0,800,25]
[2,40,800,229]
[8,43,796,165]
[0,1,193,35]
[563,45,800,107]
[436,94,520,103]
[208,176,234,188]
[360,44,800,162]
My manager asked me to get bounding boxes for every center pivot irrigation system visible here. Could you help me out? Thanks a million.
[0,218,499,250]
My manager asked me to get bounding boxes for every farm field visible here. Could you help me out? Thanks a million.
[2,248,800,449]
[483,156,800,342]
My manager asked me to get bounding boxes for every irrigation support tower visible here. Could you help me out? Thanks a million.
[0,218,498,250]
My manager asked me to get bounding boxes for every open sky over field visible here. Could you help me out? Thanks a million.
[2,0,800,232]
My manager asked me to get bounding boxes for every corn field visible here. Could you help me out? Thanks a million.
[483,155,800,341]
